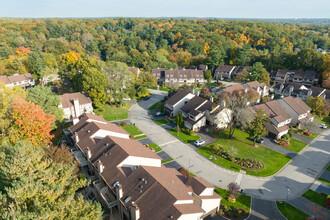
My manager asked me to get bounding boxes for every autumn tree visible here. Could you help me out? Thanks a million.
[0,83,27,143]
[227,182,240,198]
[0,141,103,219]
[9,97,55,147]
[306,96,329,117]
[247,109,270,145]
[27,85,64,130]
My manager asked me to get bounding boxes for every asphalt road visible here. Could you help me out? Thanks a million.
[129,89,330,201]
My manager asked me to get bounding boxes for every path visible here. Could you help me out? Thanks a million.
[288,196,330,219]
[129,89,330,201]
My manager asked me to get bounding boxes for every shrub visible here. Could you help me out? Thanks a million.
[283,133,290,140]
[177,167,192,179]
[189,130,196,136]
[227,182,240,198]
[227,195,236,203]
[120,121,127,127]
[212,145,220,152]
[129,135,135,140]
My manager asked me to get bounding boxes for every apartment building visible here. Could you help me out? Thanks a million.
[273,82,327,100]
[214,65,250,80]
[68,113,221,220]
[59,92,93,121]
[270,69,320,86]
[152,68,205,85]
[0,73,35,88]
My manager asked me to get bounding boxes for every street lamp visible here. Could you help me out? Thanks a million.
[285,188,290,206]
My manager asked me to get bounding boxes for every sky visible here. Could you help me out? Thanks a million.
[0,0,329,18]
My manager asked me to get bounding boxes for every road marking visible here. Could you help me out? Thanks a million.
[159,140,179,147]
[235,173,243,185]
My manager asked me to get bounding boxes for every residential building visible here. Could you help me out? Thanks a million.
[273,82,327,100]
[128,67,140,77]
[59,92,93,121]
[152,68,205,85]
[276,96,314,126]
[214,65,250,80]
[180,96,219,131]
[249,100,292,139]
[67,113,221,220]
[270,69,320,86]
[0,73,35,88]
[164,89,196,117]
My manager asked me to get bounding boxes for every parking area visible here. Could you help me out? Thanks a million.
[163,160,182,170]
[138,137,153,145]
[156,151,172,161]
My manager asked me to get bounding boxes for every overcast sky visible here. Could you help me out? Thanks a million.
[0,0,329,18]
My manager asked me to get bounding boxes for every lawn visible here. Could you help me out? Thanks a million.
[123,124,143,136]
[301,132,318,139]
[148,101,164,111]
[148,143,162,153]
[276,201,310,220]
[215,188,251,212]
[196,130,291,177]
[150,86,170,92]
[154,119,168,125]
[161,158,174,164]
[95,103,132,121]
[277,138,307,153]
[327,165,330,171]
[302,189,329,210]
[135,135,147,140]
[315,116,330,126]
[168,129,200,143]
[318,178,330,185]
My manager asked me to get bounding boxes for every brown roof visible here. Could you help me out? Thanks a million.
[245,81,266,90]
[215,65,235,73]
[180,96,208,114]
[166,89,192,106]
[0,75,11,84]
[70,113,107,133]
[165,69,204,80]
[232,66,250,74]
[185,177,215,195]
[222,84,246,94]
[0,73,34,84]
[252,100,291,123]
[152,68,166,74]
[282,96,311,115]
[60,92,92,109]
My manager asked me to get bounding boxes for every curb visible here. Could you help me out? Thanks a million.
[274,201,288,220]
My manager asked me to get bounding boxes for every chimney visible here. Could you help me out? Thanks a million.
[72,117,79,125]
[210,96,214,102]
[73,98,80,118]
[116,184,123,199]
[279,83,284,94]
[192,88,195,94]
[74,133,79,143]
[86,147,91,159]
[130,203,140,220]
[97,160,104,174]
[307,88,312,98]
[221,100,226,108]
[289,86,294,96]
[196,90,200,97]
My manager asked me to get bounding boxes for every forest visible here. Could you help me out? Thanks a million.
[0,18,329,106]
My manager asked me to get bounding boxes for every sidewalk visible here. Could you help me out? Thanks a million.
[288,196,330,219]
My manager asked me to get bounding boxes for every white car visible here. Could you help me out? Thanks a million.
[320,124,327,129]
[194,139,205,146]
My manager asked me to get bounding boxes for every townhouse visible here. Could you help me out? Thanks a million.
[214,65,250,80]
[152,68,205,85]
[273,82,327,100]
[276,96,314,126]
[164,89,196,117]
[270,69,320,86]
[0,73,35,88]
[59,92,93,121]
[68,113,221,220]
[249,100,292,139]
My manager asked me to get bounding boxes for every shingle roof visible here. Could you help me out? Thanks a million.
[252,100,291,123]
[282,96,311,115]
[60,92,92,109]
[0,73,34,84]
[165,89,193,106]
[215,65,235,73]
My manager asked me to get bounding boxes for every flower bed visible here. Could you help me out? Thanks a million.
[210,145,263,170]
[303,131,312,136]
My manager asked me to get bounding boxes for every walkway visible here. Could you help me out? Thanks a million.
[288,196,330,219]
[129,89,330,201]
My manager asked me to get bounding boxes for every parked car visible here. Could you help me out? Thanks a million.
[320,124,327,129]
[194,139,205,146]
[123,97,131,101]
[155,111,164,116]
[254,138,264,144]
[144,96,150,100]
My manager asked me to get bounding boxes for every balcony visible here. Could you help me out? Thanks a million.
[93,180,117,208]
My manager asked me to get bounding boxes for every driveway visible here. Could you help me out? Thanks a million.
[129,89,330,201]
[262,137,297,158]
[247,198,285,220]
[292,133,313,144]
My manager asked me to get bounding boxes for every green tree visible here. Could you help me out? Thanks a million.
[28,51,46,79]
[306,96,329,117]
[204,70,212,80]
[0,141,103,219]
[27,85,64,130]
[247,109,270,145]
[248,62,270,85]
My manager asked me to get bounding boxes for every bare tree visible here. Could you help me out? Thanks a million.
[227,182,240,198]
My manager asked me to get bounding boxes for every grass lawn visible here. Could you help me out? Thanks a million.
[135,135,147,140]
[215,188,251,212]
[122,124,143,136]
[150,86,170,92]
[315,116,330,126]
[277,138,307,153]
[189,172,196,177]
[318,178,330,185]
[148,143,162,153]
[148,101,164,111]
[301,132,318,139]
[95,103,132,121]
[155,119,168,125]
[161,158,174,164]
[276,201,310,220]
[302,189,329,210]
[196,130,291,177]
[168,129,200,143]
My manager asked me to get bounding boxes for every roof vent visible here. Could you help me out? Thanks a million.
[141,178,145,181]
[169,216,174,219]
[140,185,143,188]
[139,190,142,193]
[87,130,90,133]
[144,180,147,184]
[171,180,174,184]
[105,143,109,146]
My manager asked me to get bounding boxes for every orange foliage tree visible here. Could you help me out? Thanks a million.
[9,97,55,146]
[15,46,31,57]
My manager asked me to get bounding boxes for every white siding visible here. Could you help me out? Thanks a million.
[118,156,161,168]
[91,130,129,140]
[201,198,221,214]
[178,213,204,220]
